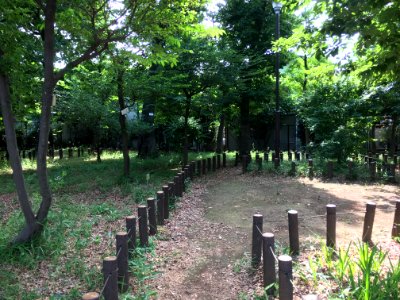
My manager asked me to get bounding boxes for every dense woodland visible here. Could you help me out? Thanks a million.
[0,0,399,265]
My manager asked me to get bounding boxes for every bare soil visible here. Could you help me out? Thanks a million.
[148,167,400,299]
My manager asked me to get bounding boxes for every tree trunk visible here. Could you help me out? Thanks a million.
[182,95,191,166]
[239,95,251,156]
[35,0,56,225]
[215,114,225,154]
[0,74,39,241]
[117,68,130,176]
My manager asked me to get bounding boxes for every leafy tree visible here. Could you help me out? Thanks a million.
[0,0,210,243]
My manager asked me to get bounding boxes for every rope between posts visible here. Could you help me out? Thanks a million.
[256,225,263,235]
[270,246,278,263]
[100,274,111,296]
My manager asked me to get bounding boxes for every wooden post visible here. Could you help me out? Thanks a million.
[392,200,400,238]
[103,256,118,300]
[242,155,248,174]
[274,157,280,169]
[288,151,292,161]
[156,191,165,226]
[388,163,396,183]
[59,148,63,159]
[262,232,276,294]
[217,154,221,169]
[212,155,216,171]
[162,185,170,219]
[308,159,313,167]
[257,157,262,171]
[222,152,226,167]
[278,255,293,300]
[68,148,73,158]
[264,152,269,163]
[138,205,148,247]
[327,161,334,179]
[369,162,376,181]
[288,210,299,255]
[173,175,180,197]
[308,167,314,179]
[362,202,376,243]
[235,152,239,166]
[326,204,336,248]
[82,292,100,300]
[184,166,190,180]
[190,161,196,178]
[179,171,185,193]
[168,181,175,204]
[207,157,212,172]
[202,158,207,175]
[197,160,202,176]
[348,161,354,178]
[116,232,129,292]
[290,161,296,176]
[125,216,136,254]
[280,152,283,161]
[147,198,157,235]
[295,151,300,161]
[251,214,263,268]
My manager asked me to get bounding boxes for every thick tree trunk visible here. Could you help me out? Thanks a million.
[215,114,225,154]
[182,95,191,166]
[117,68,130,176]
[0,74,38,240]
[239,95,251,156]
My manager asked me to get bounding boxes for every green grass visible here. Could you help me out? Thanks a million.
[0,150,216,299]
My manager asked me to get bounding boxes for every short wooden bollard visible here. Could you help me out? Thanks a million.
[125,216,136,254]
[257,157,262,171]
[173,175,180,197]
[274,157,280,168]
[362,202,376,243]
[207,157,212,172]
[103,256,118,300]
[288,210,299,255]
[168,181,175,204]
[190,161,196,178]
[369,162,376,181]
[138,205,148,247]
[394,155,397,165]
[59,148,63,159]
[179,172,185,193]
[264,152,269,162]
[278,255,293,300]
[280,152,283,161]
[68,148,73,158]
[156,191,165,225]
[184,166,190,180]
[392,200,400,238]
[290,161,296,176]
[82,292,100,300]
[147,198,157,235]
[308,167,314,179]
[235,152,239,166]
[116,232,129,292]
[327,161,334,179]
[388,164,396,183]
[202,158,207,175]
[326,204,336,248]
[295,151,300,161]
[212,156,216,171]
[348,161,354,178]
[251,214,263,268]
[242,155,248,174]
[197,160,202,176]
[383,153,388,163]
[162,185,170,219]
[222,152,226,167]
[308,159,313,167]
[217,154,221,169]
[262,233,275,294]
[288,151,292,161]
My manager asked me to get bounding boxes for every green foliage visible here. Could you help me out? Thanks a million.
[300,242,400,300]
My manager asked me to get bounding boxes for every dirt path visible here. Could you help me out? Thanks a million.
[149,167,400,299]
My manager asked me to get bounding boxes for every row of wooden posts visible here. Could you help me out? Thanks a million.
[251,200,400,300]
[82,153,228,300]
[1,147,87,161]
[237,151,398,182]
